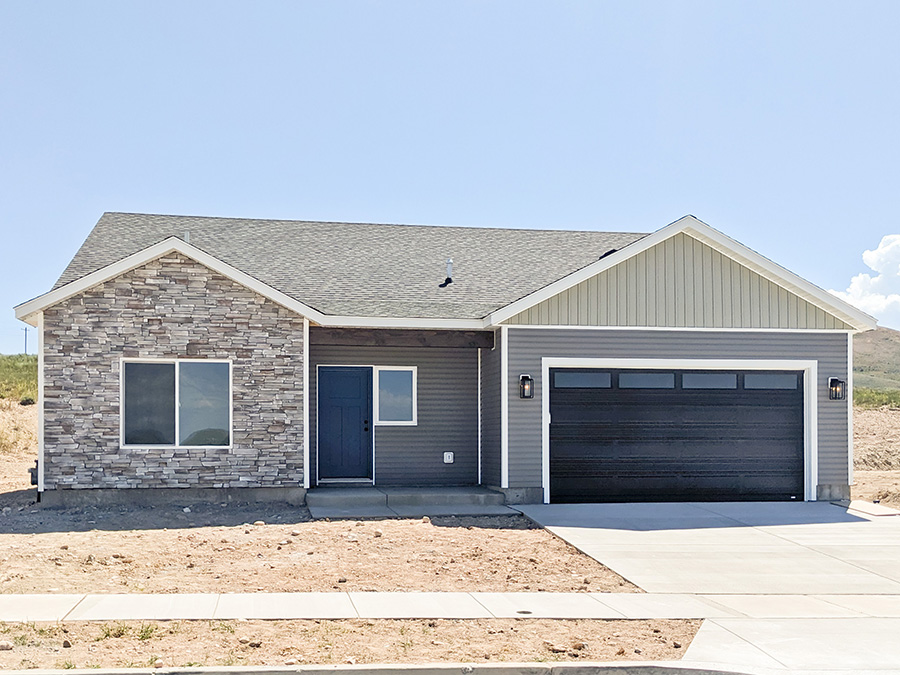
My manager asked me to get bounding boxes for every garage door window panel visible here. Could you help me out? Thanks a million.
[618,372,675,389]
[682,372,738,389]
[553,371,612,388]
[744,373,799,389]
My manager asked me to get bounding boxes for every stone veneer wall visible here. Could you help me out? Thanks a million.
[42,253,306,490]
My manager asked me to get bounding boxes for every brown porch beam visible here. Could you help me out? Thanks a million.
[309,327,494,349]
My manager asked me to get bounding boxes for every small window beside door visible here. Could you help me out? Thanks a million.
[374,367,417,425]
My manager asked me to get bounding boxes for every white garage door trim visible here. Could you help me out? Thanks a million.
[540,357,819,503]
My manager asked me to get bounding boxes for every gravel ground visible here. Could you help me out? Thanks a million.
[0,511,637,594]
[0,618,699,669]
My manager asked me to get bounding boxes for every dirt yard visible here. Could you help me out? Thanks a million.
[852,406,900,506]
[0,618,698,669]
[0,512,636,594]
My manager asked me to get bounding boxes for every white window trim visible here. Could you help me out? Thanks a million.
[119,358,233,450]
[540,357,818,504]
[373,366,418,426]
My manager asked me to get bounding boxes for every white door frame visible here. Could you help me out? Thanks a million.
[541,357,819,504]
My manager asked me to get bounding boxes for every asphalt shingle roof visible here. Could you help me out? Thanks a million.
[54,213,647,320]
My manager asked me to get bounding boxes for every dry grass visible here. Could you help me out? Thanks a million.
[0,355,37,404]
[0,399,37,457]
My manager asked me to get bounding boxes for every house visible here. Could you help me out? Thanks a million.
[14,212,876,506]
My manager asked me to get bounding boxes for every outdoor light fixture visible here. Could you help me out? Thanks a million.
[828,377,846,401]
[519,373,534,399]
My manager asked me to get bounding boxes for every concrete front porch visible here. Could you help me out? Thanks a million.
[305,486,514,519]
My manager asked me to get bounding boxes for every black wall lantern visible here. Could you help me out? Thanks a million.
[828,377,846,401]
[519,373,534,399]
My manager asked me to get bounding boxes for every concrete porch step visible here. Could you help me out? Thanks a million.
[305,487,387,508]
[305,486,512,519]
[382,487,506,507]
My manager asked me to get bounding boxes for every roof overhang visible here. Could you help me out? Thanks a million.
[14,237,486,330]
[483,215,878,332]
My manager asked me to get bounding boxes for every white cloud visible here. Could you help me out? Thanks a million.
[829,235,900,329]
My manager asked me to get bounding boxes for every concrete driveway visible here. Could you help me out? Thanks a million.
[517,501,900,594]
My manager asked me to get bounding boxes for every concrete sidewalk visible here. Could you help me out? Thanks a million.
[3,590,900,622]
[3,592,900,672]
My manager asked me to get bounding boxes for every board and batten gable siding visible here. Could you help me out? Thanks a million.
[309,345,478,487]
[479,331,502,487]
[505,329,850,498]
[504,232,855,330]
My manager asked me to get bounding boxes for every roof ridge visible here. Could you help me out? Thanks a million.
[101,211,646,236]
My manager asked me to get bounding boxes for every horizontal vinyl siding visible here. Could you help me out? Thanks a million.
[506,328,849,491]
[505,233,855,330]
[480,335,502,487]
[310,345,478,487]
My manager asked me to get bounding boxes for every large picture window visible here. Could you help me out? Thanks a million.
[122,360,231,447]
[374,366,417,425]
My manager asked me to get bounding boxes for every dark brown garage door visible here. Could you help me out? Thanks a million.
[549,368,805,502]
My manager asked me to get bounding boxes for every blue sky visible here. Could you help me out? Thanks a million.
[2,1,899,354]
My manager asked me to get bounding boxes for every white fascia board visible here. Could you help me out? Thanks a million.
[484,215,878,332]
[505,324,854,334]
[13,238,486,330]
[681,218,877,332]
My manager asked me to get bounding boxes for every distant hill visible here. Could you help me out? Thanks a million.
[855,326,900,390]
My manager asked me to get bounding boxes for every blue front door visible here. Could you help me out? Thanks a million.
[318,367,373,480]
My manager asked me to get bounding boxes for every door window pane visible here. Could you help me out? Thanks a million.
[123,362,175,445]
[554,371,612,388]
[744,373,799,389]
[618,372,675,389]
[683,373,738,389]
[179,362,230,446]
[377,369,414,423]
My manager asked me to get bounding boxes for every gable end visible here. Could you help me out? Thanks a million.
[503,232,855,330]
